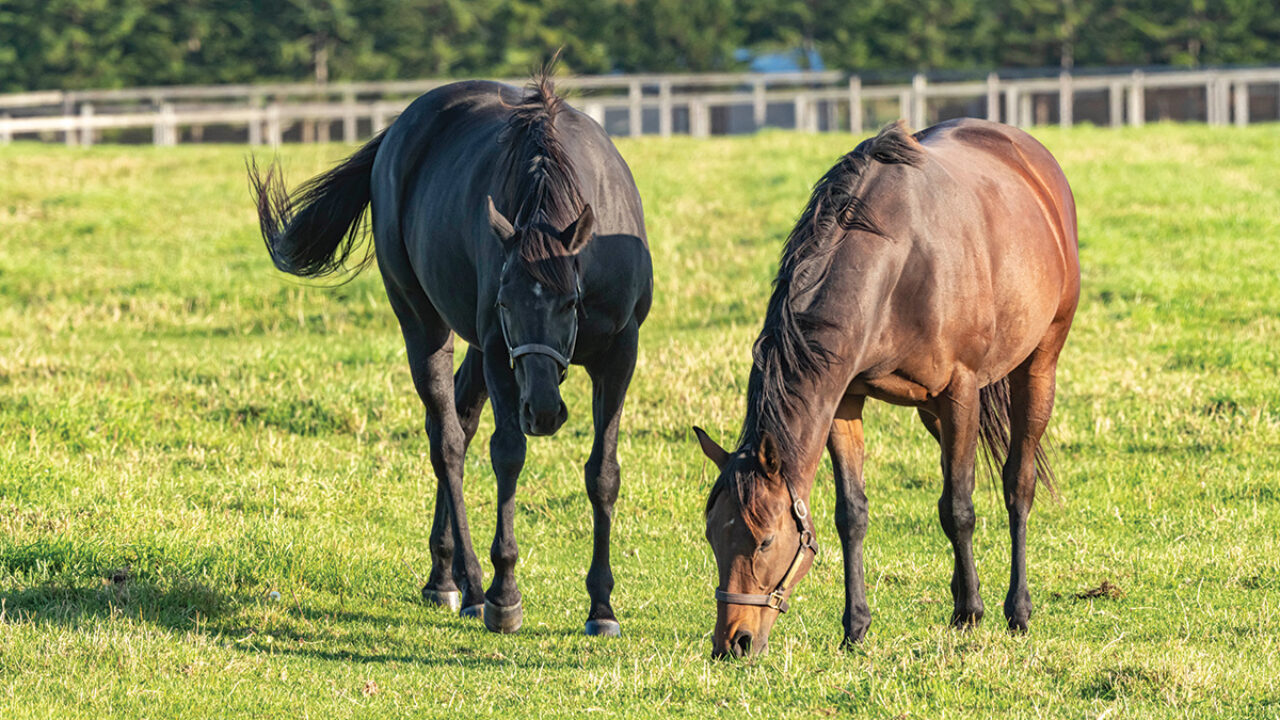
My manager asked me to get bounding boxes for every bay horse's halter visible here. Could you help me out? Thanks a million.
[714,482,820,613]
[497,263,582,383]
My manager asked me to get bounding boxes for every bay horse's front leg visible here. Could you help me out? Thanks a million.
[934,371,984,628]
[481,346,528,633]
[581,321,639,637]
[828,395,869,646]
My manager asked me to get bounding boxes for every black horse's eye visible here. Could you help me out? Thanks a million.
[561,299,576,312]
[760,535,776,550]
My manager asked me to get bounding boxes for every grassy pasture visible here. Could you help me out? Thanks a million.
[0,123,1278,718]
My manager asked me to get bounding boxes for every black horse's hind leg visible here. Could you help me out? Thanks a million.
[423,347,488,611]
[386,288,486,617]
[480,345,527,633]
[933,370,984,628]
[1002,333,1065,633]
[828,395,870,646]
[581,321,639,637]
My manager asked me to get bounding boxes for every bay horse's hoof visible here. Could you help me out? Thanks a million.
[483,599,523,633]
[460,603,485,621]
[584,618,621,637]
[422,588,462,613]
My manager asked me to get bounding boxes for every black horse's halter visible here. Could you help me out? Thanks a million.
[714,482,820,613]
[497,263,583,383]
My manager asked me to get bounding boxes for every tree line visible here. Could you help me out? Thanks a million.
[3,0,1279,92]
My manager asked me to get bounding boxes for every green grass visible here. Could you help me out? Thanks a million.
[1,123,1278,718]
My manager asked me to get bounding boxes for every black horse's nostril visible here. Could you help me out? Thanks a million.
[730,629,753,658]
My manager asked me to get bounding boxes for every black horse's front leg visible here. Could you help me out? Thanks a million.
[481,346,528,633]
[581,322,639,637]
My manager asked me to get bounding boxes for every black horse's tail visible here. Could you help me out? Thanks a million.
[248,130,386,278]
[977,377,1058,498]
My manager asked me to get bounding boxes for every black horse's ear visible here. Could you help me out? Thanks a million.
[758,431,781,476]
[561,204,595,255]
[693,426,729,471]
[488,196,516,247]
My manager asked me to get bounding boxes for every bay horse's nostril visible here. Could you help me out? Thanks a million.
[730,629,753,658]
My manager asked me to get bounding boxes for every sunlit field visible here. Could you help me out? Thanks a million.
[1,123,1278,718]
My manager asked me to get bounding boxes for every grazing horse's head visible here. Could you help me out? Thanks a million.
[695,427,818,658]
[488,196,595,436]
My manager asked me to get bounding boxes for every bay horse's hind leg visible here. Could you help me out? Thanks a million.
[1001,331,1066,633]
[580,321,639,637]
[933,370,984,628]
[422,346,488,612]
[828,395,870,646]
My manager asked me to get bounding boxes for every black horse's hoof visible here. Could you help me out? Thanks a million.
[584,618,621,637]
[422,588,462,613]
[483,599,523,633]
[460,603,485,621]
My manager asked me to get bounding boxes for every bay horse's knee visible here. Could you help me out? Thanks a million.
[834,494,868,540]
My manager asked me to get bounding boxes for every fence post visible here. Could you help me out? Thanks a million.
[986,73,1000,122]
[1233,81,1249,127]
[1128,70,1145,127]
[793,94,806,132]
[629,81,642,137]
[911,73,927,129]
[63,96,76,146]
[1019,92,1033,127]
[0,114,10,145]
[248,107,263,146]
[1108,82,1124,127]
[691,97,710,138]
[659,80,672,138]
[1006,86,1021,128]
[372,102,387,134]
[584,103,604,128]
[753,80,767,129]
[343,90,358,143]
[848,75,863,134]
[267,103,282,147]
[1059,72,1073,128]
[80,103,94,146]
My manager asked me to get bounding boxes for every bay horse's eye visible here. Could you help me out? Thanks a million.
[760,535,776,550]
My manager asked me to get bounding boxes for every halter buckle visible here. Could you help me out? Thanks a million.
[792,497,808,520]
[766,590,786,610]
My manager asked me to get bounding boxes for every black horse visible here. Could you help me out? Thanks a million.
[250,71,652,636]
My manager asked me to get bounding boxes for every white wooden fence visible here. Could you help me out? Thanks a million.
[2,66,1278,146]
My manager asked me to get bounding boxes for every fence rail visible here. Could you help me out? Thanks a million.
[3,66,1279,146]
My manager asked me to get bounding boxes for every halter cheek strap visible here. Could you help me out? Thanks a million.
[498,267,582,381]
[714,483,819,614]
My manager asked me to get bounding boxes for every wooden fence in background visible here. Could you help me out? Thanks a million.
[3,66,1279,146]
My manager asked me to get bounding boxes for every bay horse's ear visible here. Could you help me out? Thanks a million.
[693,426,729,472]
[758,431,781,476]
[487,196,516,247]
[561,204,595,255]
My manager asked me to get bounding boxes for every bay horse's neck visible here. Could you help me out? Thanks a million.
[741,360,850,495]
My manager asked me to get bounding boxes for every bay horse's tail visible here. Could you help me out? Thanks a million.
[977,377,1058,497]
[248,130,386,278]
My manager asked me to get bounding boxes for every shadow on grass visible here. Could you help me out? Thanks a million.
[0,563,592,670]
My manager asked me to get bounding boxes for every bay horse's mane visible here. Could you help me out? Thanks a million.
[713,122,925,529]
[499,67,585,293]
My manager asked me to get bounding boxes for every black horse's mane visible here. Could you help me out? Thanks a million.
[740,121,926,460]
[499,68,585,293]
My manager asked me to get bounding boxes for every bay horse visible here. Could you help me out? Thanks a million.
[250,71,652,636]
[695,118,1079,657]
